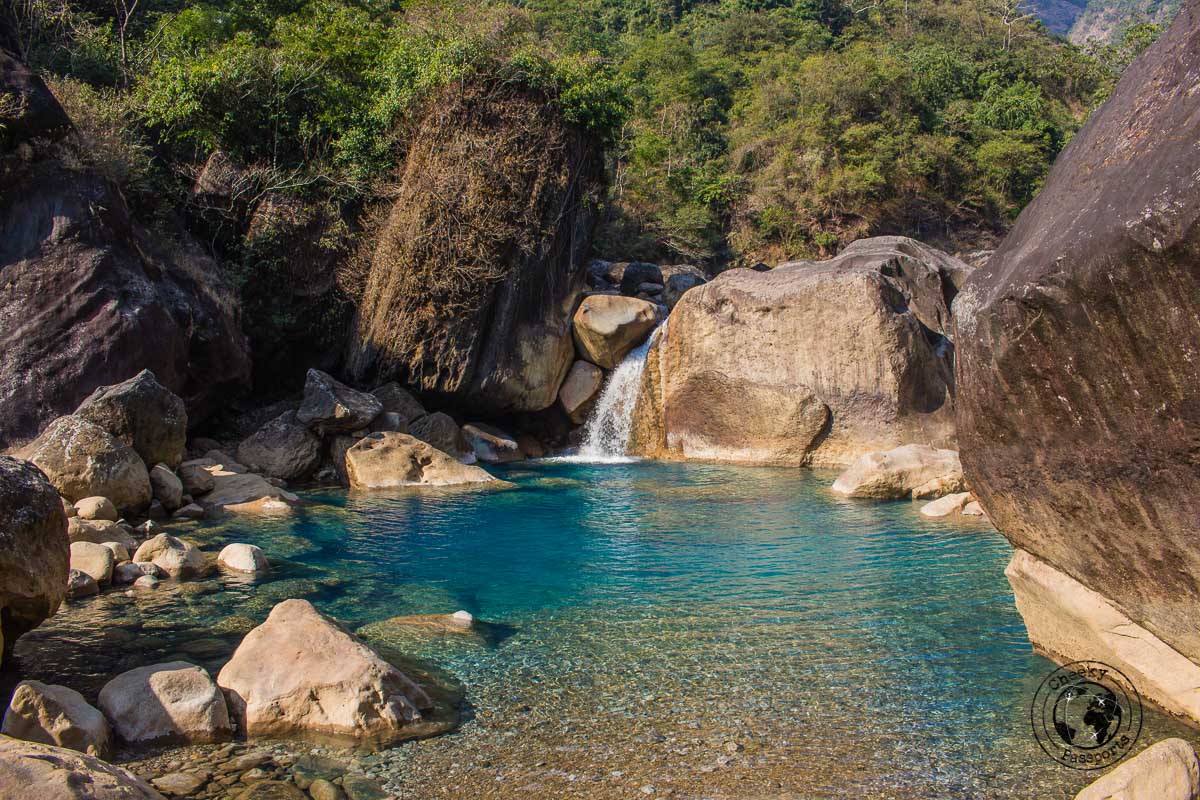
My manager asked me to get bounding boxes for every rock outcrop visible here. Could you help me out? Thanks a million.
[217,599,437,743]
[1075,738,1200,800]
[2,680,111,756]
[346,82,603,415]
[24,417,151,513]
[954,3,1200,721]
[0,95,251,453]
[98,662,231,745]
[0,456,69,662]
[345,433,497,490]
[630,237,962,466]
[0,735,164,800]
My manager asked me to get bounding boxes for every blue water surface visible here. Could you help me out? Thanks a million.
[16,460,1198,798]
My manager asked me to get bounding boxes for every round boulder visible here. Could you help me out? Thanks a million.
[572,295,660,369]
[132,534,211,579]
[69,541,113,587]
[65,569,99,599]
[2,680,112,756]
[73,496,118,522]
[98,661,231,745]
[24,416,151,513]
[217,544,268,575]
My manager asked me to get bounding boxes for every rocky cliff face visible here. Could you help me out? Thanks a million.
[0,53,251,452]
[955,0,1200,720]
[630,237,963,466]
[347,83,604,415]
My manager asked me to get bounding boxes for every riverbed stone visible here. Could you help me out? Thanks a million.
[308,778,345,800]
[173,503,205,520]
[70,541,114,586]
[1075,738,1200,800]
[462,423,524,463]
[25,416,152,513]
[832,445,963,500]
[0,736,163,799]
[919,492,972,518]
[217,544,268,575]
[149,465,184,512]
[66,569,99,598]
[132,534,211,579]
[345,433,497,490]
[297,370,382,435]
[238,781,307,800]
[74,369,188,468]
[98,661,231,745]
[236,412,322,481]
[1,680,111,756]
[181,456,298,514]
[152,771,209,796]
[100,541,130,562]
[114,561,160,585]
[74,496,118,521]
[572,295,660,369]
[559,361,604,424]
[217,599,435,742]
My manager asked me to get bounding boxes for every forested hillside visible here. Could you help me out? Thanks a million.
[1029,0,1178,42]
[1,0,1151,273]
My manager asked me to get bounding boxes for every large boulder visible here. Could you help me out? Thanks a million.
[0,152,251,454]
[408,412,473,463]
[345,82,603,415]
[1075,738,1200,800]
[0,736,164,800]
[66,518,137,552]
[74,497,118,522]
[132,534,211,579]
[572,295,661,369]
[147,465,184,512]
[370,383,427,424]
[69,542,114,587]
[0,457,69,662]
[296,370,382,435]
[345,433,497,490]
[74,371,187,468]
[954,3,1200,721]
[98,662,231,745]
[2,680,112,757]
[236,412,322,480]
[217,543,268,575]
[630,236,962,466]
[23,416,151,512]
[660,265,707,309]
[831,445,963,500]
[216,599,436,743]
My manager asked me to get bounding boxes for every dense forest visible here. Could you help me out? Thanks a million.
[1,0,1163,273]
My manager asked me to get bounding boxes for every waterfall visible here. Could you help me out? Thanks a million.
[575,321,665,462]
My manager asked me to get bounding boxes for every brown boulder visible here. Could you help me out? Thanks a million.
[558,360,604,424]
[0,457,68,663]
[408,412,473,462]
[370,383,427,424]
[236,412,322,480]
[2,680,112,756]
[296,370,382,435]
[572,295,661,369]
[630,237,960,466]
[23,416,151,513]
[954,2,1200,720]
[0,736,164,800]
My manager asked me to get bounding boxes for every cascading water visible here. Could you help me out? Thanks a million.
[575,321,666,462]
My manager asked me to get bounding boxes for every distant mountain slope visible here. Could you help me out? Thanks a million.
[1030,0,1180,41]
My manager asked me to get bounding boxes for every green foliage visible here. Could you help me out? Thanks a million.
[19,0,1116,271]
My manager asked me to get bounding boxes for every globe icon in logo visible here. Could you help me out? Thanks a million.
[1051,681,1122,748]
[1031,660,1142,769]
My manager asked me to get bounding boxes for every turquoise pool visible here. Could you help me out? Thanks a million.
[13,460,1198,798]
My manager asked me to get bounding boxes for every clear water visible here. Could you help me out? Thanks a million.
[11,460,1199,798]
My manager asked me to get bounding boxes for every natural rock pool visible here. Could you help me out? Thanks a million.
[10,460,1199,798]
